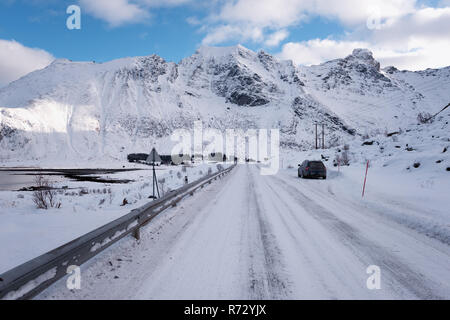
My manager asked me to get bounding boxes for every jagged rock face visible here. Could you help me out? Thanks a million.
[0,45,449,162]
[309,48,391,92]
[117,55,167,82]
[213,63,272,106]
[352,49,381,71]
[180,46,285,107]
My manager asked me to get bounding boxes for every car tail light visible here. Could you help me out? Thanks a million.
[305,167,309,171]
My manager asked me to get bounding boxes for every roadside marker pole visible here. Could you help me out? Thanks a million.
[362,160,369,198]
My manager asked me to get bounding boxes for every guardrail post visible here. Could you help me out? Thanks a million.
[133,227,141,241]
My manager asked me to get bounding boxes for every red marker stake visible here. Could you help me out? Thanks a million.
[362,160,369,197]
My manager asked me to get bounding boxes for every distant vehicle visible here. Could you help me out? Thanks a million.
[298,160,327,179]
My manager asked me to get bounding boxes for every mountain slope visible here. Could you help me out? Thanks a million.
[0,45,448,164]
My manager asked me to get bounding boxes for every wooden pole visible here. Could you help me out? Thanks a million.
[362,160,370,197]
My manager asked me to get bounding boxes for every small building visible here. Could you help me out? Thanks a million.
[127,153,149,163]
[160,155,173,165]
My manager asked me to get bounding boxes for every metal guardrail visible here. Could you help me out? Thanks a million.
[0,164,236,300]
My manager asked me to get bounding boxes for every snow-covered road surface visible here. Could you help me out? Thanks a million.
[38,165,450,299]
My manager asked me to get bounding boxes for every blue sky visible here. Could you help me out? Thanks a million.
[0,0,344,63]
[0,0,449,86]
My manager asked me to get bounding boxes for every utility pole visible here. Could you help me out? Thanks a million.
[314,123,326,149]
[315,123,318,149]
[322,123,325,149]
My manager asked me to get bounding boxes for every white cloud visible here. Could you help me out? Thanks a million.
[202,25,264,46]
[199,0,417,48]
[79,0,149,27]
[265,30,289,47]
[309,0,416,25]
[278,38,450,71]
[186,16,201,25]
[0,39,54,87]
[278,6,450,70]
[217,0,307,28]
[140,0,191,6]
[278,39,368,66]
[78,0,193,27]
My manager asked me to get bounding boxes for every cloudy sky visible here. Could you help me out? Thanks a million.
[0,0,449,86]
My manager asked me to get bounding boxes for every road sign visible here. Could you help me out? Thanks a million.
[147,148,161,164]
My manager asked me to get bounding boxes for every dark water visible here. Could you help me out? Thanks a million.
[0,168,139,191]
[0,171,65,191]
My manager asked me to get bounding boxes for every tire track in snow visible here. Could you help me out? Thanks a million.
[269,173,445,299]
[253,171,360,298]
[247,166,341,298]
[244,166,292,299]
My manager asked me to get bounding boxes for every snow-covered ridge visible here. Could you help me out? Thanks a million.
[0,45,449,165]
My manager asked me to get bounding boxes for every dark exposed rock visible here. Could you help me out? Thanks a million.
[117,55,167,83]
[211,63,274,106]
[0,125,16,142]
[385,66,399,74]
[229,92,269,106]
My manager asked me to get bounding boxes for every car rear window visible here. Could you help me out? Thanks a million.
[309,161,325,169]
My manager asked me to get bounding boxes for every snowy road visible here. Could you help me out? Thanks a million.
[38,165,450,300]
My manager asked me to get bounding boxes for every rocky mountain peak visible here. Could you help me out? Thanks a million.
[349,48,380,72]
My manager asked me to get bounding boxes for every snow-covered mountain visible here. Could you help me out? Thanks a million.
[0,45,449,164]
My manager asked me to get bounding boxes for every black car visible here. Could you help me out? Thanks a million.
[298,160,327,179]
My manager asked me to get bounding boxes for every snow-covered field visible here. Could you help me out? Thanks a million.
[0,162,226,273]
